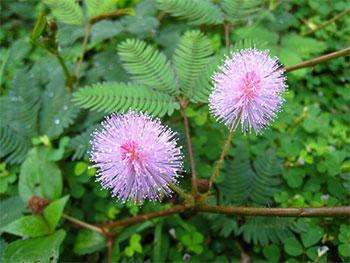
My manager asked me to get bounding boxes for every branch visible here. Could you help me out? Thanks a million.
[285,47,350,72]
[74,23,92,81]
[62,213,105,234]
[209,130,233,188]
[302,8,350,36]
[103,205,189,229]
[89,8,132,24]
[197,205,350,217]
[180,102,198,196]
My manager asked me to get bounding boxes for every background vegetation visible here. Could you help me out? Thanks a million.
[0,0,349,262]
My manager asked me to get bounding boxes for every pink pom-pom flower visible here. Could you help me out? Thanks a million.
[209,48,287,133]
[90,111,183,203]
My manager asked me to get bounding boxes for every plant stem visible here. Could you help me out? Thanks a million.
[56,52,74,92]
[100,205,350,231]
[180,103,198,196]
[224,23,231,48]
[209,129,233,188]
[103,205,190,229]
[285,47,350,72]
[75,23,92,81]
[197,205,350,217]
[62,213,104,234]
[107,237,114,263]
[302,8,350,36]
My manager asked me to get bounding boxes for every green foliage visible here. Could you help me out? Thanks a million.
[73,229,106,255]
[156,0,223,25]
[73,82,179,117]
[0,197,26,231]
[220,0,264,22]
[3,230,66,263]
[19,147,63,202]
[2,196,68,237]
[173,30,214,102]
[44,0,84,25]
[118,39,177,95]
[238,217,304,246]
[86,0,117,19]
[219,145,283,205]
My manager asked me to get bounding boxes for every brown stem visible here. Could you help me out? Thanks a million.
[103,205,190,229]
[107,237,114,263]
[180,102,198,196]
[224,23,231,48]
[74,23,92,81]
[285,47,350,72]
[302,8,350,36]
[62,213,105,234]
[197,204,350,217]
[209,130,233,188]
[89,8,132,24]
[56,52,74,92]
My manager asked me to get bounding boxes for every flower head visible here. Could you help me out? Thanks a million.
[209,48,287,133]
[90,111,183,203]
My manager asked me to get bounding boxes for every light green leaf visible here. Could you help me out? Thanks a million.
[3,230,66,263]
[43,195,69,231]
[2,214,51,238]
[0,197,26,231]
[19,147,62,202]
[86,0,117,19]
[73,229,106,255]
[44,0,84,25]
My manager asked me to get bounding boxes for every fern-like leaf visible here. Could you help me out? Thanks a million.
[218,145,283,205]
[40,86,79,139]
[44,0,84,25]
[118,39,177,95]
[69,126,97,160]
[86,0,117,19]
[173,31,214,102]
[73,82,179,117]
[221,0,263,22]
[0,126,31,164]
[238,217,303,246]
[156,0,223,25]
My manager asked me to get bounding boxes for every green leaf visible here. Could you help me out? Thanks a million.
[219,146,282,205]
[43,0,84,25]
[118,39,177,95]
[263,244,280,263]
[73,229,106,255]
[0,197,26,231]
[301,225,324,248]
[86,0,116,19]
[39,84,79,139]
[73,82,179,117]
[3,230,66,263]
[173,30,214,102]
[284,237,304,256]
[153,222,164,262]
[156,0,223,25]
[2,214,51,238]
[43,195,69,231]
[281,34,327,58]
[19,147,62,202]
[239,217,297,246]
[221,0,264,22]
[339,243,350,257]
[31,10,47,42]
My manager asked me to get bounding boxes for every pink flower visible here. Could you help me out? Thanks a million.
[90,111,183,203]
[209,49,287,133]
